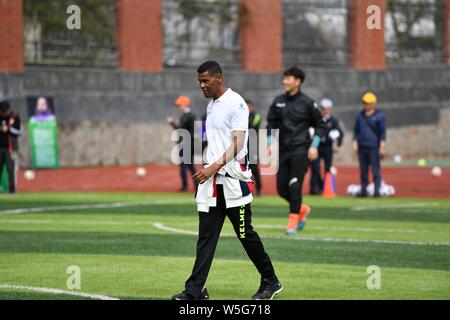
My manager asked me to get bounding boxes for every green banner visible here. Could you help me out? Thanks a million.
[29,118,59,168]
[0,165,7,192]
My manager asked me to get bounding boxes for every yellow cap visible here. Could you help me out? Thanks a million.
[362,92,377,104]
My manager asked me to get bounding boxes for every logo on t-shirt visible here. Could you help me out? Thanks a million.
[238,103,246,110]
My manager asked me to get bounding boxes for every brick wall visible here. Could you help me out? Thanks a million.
[444,0,450,64]
[349,0,386,70]
[116,0,163,72]
[239,0,282,72]
[0,0,23,74]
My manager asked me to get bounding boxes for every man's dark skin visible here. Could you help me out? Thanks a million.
[0,107,9,133]
[193,71,246,184]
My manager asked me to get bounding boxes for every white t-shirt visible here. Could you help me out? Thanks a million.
[205,88,249,183]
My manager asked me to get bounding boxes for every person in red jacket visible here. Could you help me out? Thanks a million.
[0,100,21,194]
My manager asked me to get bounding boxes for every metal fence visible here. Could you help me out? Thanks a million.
[282,0,350,67]
[22,0,446,70]
[163,0,241,68]
[385,0,445,64]
[24,0,117,68]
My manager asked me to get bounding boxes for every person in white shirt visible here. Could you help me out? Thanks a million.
[172,61,282,301]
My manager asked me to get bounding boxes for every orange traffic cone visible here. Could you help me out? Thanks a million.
[322,172,336,198]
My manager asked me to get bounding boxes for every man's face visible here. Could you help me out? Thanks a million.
[320,107,331,117]
[198,71,222,98]
[248,103,254,113]
[363,102,376,112]
[282,75,301,94]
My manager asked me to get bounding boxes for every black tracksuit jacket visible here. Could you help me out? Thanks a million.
[267,90,327,156]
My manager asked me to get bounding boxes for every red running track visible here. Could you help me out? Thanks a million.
[15,165,450,198]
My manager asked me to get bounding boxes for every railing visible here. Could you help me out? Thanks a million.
[24,0,117,68]
[385,0,445,65]
[282,0,350,67]
[163,0,241,68]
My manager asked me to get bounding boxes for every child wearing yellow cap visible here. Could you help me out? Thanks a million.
[352,92,386,197]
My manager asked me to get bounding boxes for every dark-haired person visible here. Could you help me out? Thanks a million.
[353,92,386,198]
[309,98,344,195]
[167,95,197,192]
[246,100,263,196]
[172,61,282,301]
[267,66,327,234]
[0,100,21,194]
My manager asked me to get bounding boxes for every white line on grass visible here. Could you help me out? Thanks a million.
[4,219,448,235]
[0,199,194,215]
[154,223,198,235]
[351,202,440,211]
[172,222,448,234]
[153,223,450,247]
[255,224,421,233]
[0,219,156,226]
[0,284,119,300]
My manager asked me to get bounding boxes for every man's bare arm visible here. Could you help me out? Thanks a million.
[216,130,246,168]
[193,131,246,184]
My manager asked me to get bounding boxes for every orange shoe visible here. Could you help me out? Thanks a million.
[286,213,299,235]
[297,204,311,231]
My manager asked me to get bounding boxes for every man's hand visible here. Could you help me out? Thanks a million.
[193,130,245,184]
[166,116,174,124]
[352,140,358,154]
[308,147,318,161]
[193,163,221,184]
[1,125,7,133]
[267,145,273,158]
[379,141,386,157]
[334,146,341,153]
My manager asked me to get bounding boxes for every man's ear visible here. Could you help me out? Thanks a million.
[215,73,223,82]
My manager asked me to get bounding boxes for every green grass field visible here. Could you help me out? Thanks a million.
[0,192,449,300]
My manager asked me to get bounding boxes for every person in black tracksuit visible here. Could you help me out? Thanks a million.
[0,100,21,194]
[246,100,263,196]
[167,96,197,192]
[309,99,344,195]
[267,67,327,234]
